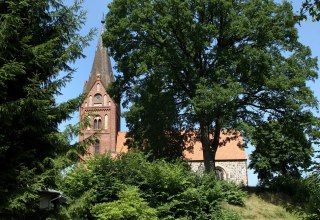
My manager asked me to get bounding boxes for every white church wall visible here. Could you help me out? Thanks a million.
[188,160,248,186]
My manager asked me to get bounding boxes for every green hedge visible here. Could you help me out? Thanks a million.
[59,151,245,219]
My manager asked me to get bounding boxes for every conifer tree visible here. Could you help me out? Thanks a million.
[0,0,92,217]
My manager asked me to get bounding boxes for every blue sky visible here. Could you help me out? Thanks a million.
[59,0,320,186]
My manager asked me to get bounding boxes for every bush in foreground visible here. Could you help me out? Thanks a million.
[91,186,157,220]
[270,174,320,220]
[59,151,244,219]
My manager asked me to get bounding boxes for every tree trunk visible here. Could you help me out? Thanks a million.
[200,122,214,173]
[200,119,221,173]
[211,119,221,172]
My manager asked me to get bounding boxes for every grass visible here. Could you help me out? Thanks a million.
[224,190,305,220]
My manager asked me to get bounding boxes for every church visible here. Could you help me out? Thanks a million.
[79,25,248,186]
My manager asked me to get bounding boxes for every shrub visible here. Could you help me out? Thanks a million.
[219,181,246,206]
[269,174,320,220]
[156,174,245,219]
[140,159,193,206]
[91,186,158,220]
[304,175,320,220]
[59,151,245,219]
[270,175,307,202]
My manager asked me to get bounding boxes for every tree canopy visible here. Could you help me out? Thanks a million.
[301,0,320,21]
[249,114,316,185]
[0,0,92,217]
[123,73,187,161]
[105,0,319,172]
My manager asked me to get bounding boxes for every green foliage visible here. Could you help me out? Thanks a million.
[60,151,245,219]
[269,174,320,219]
[159,176,244,219]
[219,181,246,206]
[105,0,319,172]
[140,159,192,206]
[300,0,320,21]
[0,0,93,217]
[91,186,158,220]
[304,175,320,219]
[250,116,315,185]
[123,74,187,161]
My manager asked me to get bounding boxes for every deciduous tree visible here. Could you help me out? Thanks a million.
[249,113,317,185]
[300,0,320,21]
[105,0,318,172]
[124,73,187,160]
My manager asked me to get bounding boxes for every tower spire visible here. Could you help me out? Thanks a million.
[83,15,114,94]
[80,15,121,157]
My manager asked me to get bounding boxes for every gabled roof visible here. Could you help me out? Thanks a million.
[83,23,114,93]
[115,131,246,161]
[183,132,246,161]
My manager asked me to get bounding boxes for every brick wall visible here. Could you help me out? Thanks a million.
[79,80,120,155]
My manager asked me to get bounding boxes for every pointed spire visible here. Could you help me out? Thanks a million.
[84,16,114,94]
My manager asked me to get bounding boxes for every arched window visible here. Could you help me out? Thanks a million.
[104,114,108,129]
[97,83,100,91]
[94,140,100,154]
[89,96,92,106]
[108,101,111,106]
[85,102,88,107]
[94,119,97,129]
[104,95,107,106]
[215,167,225,180]
[94,116,102,129]
[98,118,101,129]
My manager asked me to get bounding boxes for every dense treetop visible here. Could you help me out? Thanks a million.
[105,0,319,172]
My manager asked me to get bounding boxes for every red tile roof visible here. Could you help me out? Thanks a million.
[116,131,246,161]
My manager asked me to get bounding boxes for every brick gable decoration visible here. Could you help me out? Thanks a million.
[80,22,248,186]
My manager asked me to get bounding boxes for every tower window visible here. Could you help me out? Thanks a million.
[94,140,100,154]
[94,119,97,129]
[98,118,101,128]
[94,116,102,129]
[97,83,100,91]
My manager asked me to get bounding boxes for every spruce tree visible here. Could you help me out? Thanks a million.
[0,0,92,217]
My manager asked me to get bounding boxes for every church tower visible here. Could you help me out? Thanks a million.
[79,21,120,155]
